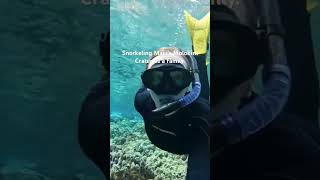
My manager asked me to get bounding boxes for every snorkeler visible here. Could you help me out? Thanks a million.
[134,12,212,179]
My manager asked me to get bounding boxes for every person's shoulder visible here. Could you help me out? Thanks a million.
[134,87,154,115]
[135,88,152,104]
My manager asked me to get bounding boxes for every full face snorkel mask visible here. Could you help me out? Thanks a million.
[211,4,263,105]
[141,48,201,116]
[142,63,194,95]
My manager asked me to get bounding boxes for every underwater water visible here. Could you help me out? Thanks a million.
[110,0,210,118]
[0,0,108,179]
[110,1,210,179]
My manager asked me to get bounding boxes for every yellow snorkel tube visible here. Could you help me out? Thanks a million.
[184,11,210,55]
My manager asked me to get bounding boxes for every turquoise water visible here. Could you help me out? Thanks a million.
[110,3,210,179]
[110,0,210,119]
[0,1,107,178]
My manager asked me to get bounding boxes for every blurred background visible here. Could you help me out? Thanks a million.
[0,0,108,179]
[0,0,320,179]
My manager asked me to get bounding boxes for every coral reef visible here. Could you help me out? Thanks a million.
[110,116,187,180]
